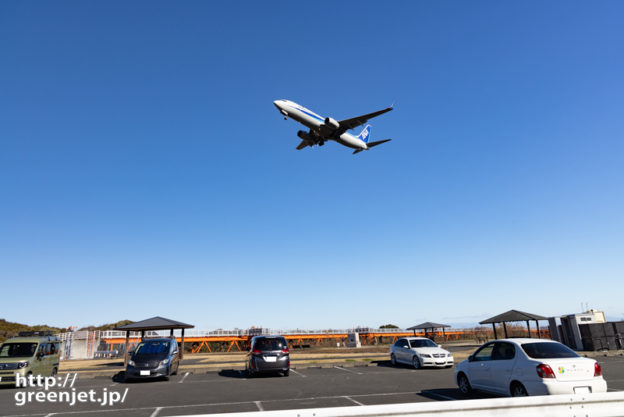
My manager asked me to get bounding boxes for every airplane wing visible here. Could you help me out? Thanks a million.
[296,140,310,150]
[336,106,393,135]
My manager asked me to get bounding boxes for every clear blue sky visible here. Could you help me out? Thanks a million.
[1,1,623,330]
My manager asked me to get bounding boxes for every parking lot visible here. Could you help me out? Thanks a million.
[1,357,623,416]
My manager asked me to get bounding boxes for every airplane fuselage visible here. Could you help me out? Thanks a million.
[273,100,368,150]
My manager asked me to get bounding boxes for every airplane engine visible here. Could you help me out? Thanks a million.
[297,130,311,141]
[324,117,340,130]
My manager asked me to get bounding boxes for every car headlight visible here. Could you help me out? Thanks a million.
[421,354,431,358]
[447,354,453,358]
[17,361,29,369]
[160,358,169,365]
[128,360,135,367]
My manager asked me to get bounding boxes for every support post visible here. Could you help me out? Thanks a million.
[526,320,531,338]
[124,331,130,366]
[503,322,508,338]
[536,320,540,338]
[140,330,145,341]
[180,328,185,359]
[170,328,174,337]
[492,323,497,339]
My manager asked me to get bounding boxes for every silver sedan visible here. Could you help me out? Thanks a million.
[390,337,454,369]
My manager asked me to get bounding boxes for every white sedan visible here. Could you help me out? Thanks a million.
[455,338,607,397]
[390,337,453,369]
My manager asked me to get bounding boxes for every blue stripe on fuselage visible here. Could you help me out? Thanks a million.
[297,108,324,122]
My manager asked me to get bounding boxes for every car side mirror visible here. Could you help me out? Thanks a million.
[468,354,474,362]
[37,352,44,360]
[172,350,178,355]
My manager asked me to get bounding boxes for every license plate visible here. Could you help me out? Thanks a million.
[140,370,150,376]
[574,386,590,394]
[264,356,277,363]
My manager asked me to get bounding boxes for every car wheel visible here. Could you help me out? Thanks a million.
[510,381,528,397]
[457,373,472,395]
[412,356,421,369]
[391,354,397,366]
[283,370,289,377]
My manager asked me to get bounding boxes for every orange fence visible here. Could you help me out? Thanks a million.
[102,328,549,353]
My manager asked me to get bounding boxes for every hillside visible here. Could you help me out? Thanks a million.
[78,320,134,331]
[0,319,65,343]
[0,319,134,343]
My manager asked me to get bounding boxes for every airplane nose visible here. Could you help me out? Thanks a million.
[273,100,282,109]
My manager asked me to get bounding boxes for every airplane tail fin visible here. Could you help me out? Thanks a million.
[356,125,372,143]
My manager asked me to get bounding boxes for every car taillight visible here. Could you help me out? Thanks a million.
[251,349,262,356]
[594,362,602,377]
[281,348,289,354]
[536,364,555,379]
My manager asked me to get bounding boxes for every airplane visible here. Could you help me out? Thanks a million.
[273,99,393,154]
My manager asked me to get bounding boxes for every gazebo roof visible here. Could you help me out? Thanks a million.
[114,316,194,331]
[479,310,547,325]
[407,322,451,330]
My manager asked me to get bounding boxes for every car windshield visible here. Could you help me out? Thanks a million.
[0,343,38,358]
[521,342,580,359]
[409,339,437,348]
[134,341,170,355]
[254,338,287,351]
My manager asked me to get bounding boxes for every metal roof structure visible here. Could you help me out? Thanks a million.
[479,310,548,339]
[114,316,194,331]
[479,310,547,325]
[114,316,194,364]
[407,322,451,330]
[406,322,451,339]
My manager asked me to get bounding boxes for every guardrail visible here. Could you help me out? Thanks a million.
[178,392,624,417]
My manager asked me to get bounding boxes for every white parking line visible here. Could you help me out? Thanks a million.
[254,401,264,411]
[333,366,363,375]
[289,369,307,378]
[150,407,162,417]
[343,396,365,406]
[178,372,190,384]
[5,391,418,416]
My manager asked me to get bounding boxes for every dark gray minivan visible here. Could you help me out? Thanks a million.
[126,338,180,381]
[246,336,290,377]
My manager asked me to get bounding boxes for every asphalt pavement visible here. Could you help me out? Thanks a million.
[1,356,622,417]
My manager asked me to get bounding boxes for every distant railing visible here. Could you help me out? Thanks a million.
[94,327,480,339]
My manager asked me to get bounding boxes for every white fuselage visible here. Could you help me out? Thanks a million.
[273,99,367,150]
